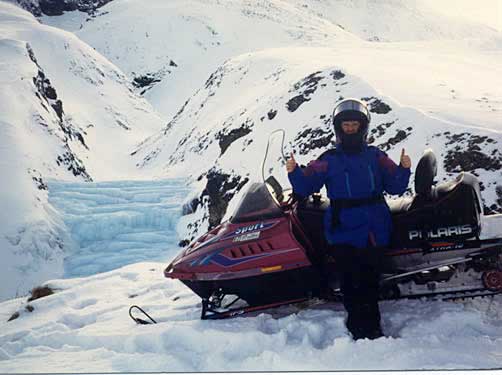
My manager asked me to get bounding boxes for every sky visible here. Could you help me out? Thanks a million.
[420,0,502,31]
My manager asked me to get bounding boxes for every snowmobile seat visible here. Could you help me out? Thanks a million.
[389,170,482,247]
[387,171,481,214]
[386,149,438,215]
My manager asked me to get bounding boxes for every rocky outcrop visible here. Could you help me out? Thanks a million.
[27,43,91,181]
[286,71,324,112]
[16,0,114,16]
[200,169,249,230]
[216,124,253,156]
[443,132,502,173]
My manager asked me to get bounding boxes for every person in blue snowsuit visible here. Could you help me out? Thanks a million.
[287,98,411,340]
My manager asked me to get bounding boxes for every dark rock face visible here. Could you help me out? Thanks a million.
[19,0,115,16]
[28,168,48,190]
[200,170,249,230]
[216,125,252,156]
[132,69,172,95]
[367,121,395,144]
[286,71,324,112]
[442,133,502,173]
[28,285,54,302]
[178,239,190,247]
[330,70,346,81]
[496,185,502,208]
[182,197,200,216]
[267,109,277,120]
[27,43,91,181]
[377,127,412,152]
[133,76,159,88]
[7,312,20,322]
[56,151,91,179]
[294,127,335,155]
[361,96,392,114]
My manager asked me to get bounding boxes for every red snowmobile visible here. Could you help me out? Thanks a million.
[164,132,502,320]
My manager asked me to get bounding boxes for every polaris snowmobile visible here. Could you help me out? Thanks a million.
[164,131,502,320]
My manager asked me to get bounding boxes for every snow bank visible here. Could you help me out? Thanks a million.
[0,1,165,301]
[1,261,502,372]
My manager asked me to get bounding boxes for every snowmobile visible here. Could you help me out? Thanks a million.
[163,130,502,320]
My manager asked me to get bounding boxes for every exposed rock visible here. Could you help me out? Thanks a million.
[286,95,311,112]
[200,169,249,230]
[330,70,345,81]
[444,149,502,173]
[28,168,48,190]
[378,128,411,151]
[178,239,190,247]
[286,71,324,112]
[216,123,253,156]
[182,197,200,215]
[29,44,88,150]
[28,285,55,302]
[133,75,161,89]
[497,185,502,208]
[17,0,114,17]
[367,121,395,144]
[361,96,392,114]
[442,132,502,173]
[267,109,277,120]
[56,150,91,180]
[7,312,20,322]
[132,70,168,95]
[294,127,335,155]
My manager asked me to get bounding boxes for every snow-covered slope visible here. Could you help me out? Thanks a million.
[26,0,501,242]
[1,0,501,295]
[132,48,502,241]
[38,0,502,128]
[0,2,165,300]
[1,257,502,372]
[1,176,502,372]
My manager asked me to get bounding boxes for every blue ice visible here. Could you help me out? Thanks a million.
[48,178,191,278]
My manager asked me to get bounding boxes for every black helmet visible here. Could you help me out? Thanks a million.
[332,98,371,151]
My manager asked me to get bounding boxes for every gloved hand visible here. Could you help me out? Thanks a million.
[286,152,297,173]
[400,148,411,169]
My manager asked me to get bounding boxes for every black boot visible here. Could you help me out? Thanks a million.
[345,301,383,340]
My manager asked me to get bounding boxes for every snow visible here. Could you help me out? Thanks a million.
[0,178,501,372]
[0,1,165,301]
[1,0,502,371]
[46,0,502,130]
[1,260,502,372]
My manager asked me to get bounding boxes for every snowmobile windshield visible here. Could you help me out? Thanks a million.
[230,182,284,224]
[262,129,292,192]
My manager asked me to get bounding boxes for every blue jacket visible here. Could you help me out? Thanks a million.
[288,144,410,248]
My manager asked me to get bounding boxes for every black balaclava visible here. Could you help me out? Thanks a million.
[332,99,371,154]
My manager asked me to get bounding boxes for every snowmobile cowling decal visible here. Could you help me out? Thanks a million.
[189,247,298,268]
[189,221,280,252]
[221,221,279,241]
[408,224,473,240]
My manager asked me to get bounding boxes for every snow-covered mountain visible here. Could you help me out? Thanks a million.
[8,0,112,16]
[0,2,164,300]
[132,48,502,242]
[1,0,502,372]
[2,0,502,296]
[35,0,502,128]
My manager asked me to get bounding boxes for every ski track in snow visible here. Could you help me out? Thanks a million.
[48,179,190,278]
